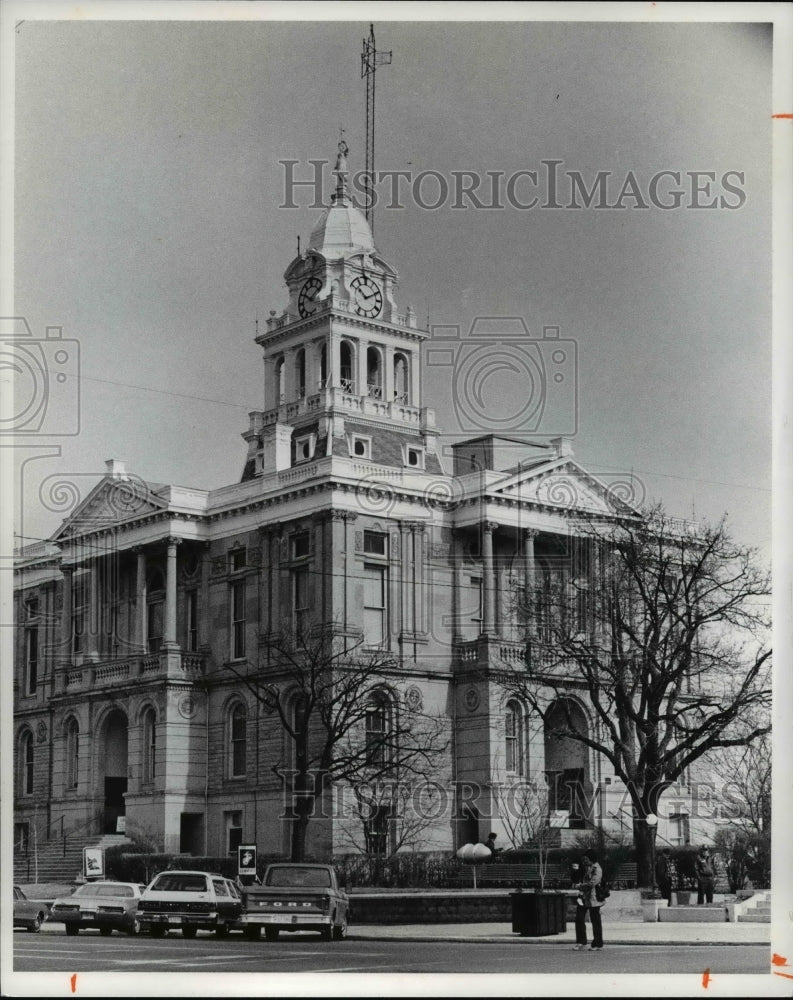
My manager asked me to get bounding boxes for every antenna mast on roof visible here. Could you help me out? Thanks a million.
[361,23,391,235]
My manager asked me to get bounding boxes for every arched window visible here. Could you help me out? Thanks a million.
[229,703,247,779]
[66,718,79,789]
[275,355,285,404]
[296,348,306,398]
[366,346,383,399]
[505,700,525,776]
[365,693,391,769]
[339,341,354,392]
[19,730,34,796]
[394,353,409,403]
[142,708,156,784]
[319,344,328,388]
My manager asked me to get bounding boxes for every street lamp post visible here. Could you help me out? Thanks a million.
[646,813,659,895]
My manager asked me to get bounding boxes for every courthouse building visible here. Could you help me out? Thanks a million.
[13,147,704,861]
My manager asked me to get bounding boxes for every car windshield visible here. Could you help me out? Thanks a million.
[74,883,135,898]
[150,874,208,893]
[266,868,331,888]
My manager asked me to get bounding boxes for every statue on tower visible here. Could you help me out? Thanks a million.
[334,136,349,199]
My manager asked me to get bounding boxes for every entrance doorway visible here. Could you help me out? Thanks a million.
[101,709,129,833]
[180,813,204,856]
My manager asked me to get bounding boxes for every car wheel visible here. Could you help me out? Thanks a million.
[244,926,261,941]
[127,920,141,937]
[264,927,279,942]
[181,926,198,939]
[26,915,42,933]
[99,927,113,937]
[214,924,229,939]
[320,925,333,942]
[65,924,79,936]
[333,915,348,941]
[149,925,166,939]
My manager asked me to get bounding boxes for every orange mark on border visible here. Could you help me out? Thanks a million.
[771,113,793,119]
[70,973,77,993]
[702,968,711,988]
[772,954,790,966]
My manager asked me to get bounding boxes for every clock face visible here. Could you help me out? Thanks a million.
[351,276,383,318]
[298,276,322,318]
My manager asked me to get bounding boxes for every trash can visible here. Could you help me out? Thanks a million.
[511,891,567,936]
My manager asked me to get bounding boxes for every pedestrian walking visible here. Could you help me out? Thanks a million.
[572,853,605,951]
[655,848,673,904]
[696,846,715,904]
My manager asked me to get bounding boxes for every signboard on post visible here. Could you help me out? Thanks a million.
[238,845,257,878]
[83,847,104,879]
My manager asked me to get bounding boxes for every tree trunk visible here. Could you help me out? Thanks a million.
[633,819,657,889]
[290,801,312,861]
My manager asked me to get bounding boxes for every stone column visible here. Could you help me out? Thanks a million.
[410,351,420,407]
[451,528,464,642]
[412,522,426,634]
[482,521,498,636]
[163,537,180,649]
[523,529,538,631]
[199,542,211,649]
[85,552,99,659]
[400,521,412,635]
[133,547,147,653]
[357,338,369,397]
[384,345,395,402]
[60,565,74,665]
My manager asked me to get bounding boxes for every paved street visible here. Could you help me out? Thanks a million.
[13,927,770,977]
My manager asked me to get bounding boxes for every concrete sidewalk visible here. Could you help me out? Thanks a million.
[349,921,771,946]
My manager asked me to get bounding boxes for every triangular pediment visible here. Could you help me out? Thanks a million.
[495,459,641,517]
[53,475,167,539]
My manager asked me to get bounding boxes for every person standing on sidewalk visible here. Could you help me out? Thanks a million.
[655,848,673,904]
[696,847,715,904]
[572,853,605,951]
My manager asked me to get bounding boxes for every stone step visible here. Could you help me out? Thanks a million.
[738,914,771,923]
[658,907,728,923]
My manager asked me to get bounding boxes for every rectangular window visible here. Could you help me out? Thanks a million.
[231,709,247,778]
[293,568,310,638]
[226,811,243,856]
[147,600,164,654]
[365,702,388,768]
[363,530,387,556]
[25,601,39,695]
[363,564,387,646]
[73,582,87,655]
[470,576,483,624]
[231,581,246,659]
[292,531,311,559]
[505,710,518,774]
[230,548,247,572]
[365,805,391,857]
[669,813,690,847]
[186,590,198,652]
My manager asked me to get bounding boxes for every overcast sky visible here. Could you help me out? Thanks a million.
[8,11,775,561]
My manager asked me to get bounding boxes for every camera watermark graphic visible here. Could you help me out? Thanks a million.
[280,159,747,213]
[426,318,578,438]
[0,317,80,435]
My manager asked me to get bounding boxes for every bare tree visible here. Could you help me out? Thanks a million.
[229,622,448,861]
[336,777,447,859]
[502,506,771,887]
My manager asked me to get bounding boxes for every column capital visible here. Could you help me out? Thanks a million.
[482,520,499,534]
[522,528,540,541]
[165,536,182,549]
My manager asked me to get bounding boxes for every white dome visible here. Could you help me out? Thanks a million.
[308,195,375,259]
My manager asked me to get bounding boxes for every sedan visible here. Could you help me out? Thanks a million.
[49,881,146,936]
[13,886,49,932]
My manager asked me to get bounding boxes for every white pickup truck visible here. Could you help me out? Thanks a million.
[239,863,350,941]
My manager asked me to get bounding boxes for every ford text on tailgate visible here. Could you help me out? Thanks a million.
[240,864,349,941]
[137,871,242,939]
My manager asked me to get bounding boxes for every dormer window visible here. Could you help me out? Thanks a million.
[405,445,425,470]
[294,433,316,463]
[350,435,372,460]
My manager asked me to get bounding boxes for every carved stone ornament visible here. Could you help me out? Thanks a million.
[36,720,48,743]
[464,688,480,712]
[405,685,423,712]
[210,556,226,577]
[178,695,197,720]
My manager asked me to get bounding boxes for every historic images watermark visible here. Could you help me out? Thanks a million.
[0,317,81,436]
[276,775,758,825]
[280,159,747,213]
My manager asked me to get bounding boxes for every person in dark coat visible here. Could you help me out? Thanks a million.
[655,848,673,904]
[572,853,605,951]
[482,832,501,861]
[696,847,715,904]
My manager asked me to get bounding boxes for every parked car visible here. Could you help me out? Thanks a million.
[49,881,146,936]
[13,886,49,932]
[239,863,349,941]
[137,871,242,939]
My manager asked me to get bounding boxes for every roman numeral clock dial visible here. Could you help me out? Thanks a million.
[298,276,322,318]
[351,276,383,318]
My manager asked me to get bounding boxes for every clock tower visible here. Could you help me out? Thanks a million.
[242,140,440,478]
